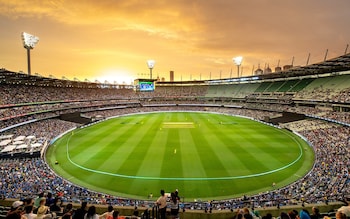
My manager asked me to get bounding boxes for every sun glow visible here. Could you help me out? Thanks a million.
[95,69,135,85]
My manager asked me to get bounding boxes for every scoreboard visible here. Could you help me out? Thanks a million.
[134,79,156,92]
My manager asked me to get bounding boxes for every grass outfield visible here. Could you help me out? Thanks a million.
[46,112,314,200]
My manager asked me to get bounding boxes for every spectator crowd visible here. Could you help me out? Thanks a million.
[0,73,349,215]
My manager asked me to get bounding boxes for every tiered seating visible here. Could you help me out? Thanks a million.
[254,82,272,92]
[0,134,43,154]
[0,67,349,214]
[0,205,10,218]
[290,78,314,92]
[276,79,300,92]
[264,81,285,92]
[293,75,350,102]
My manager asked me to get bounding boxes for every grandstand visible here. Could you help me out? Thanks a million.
[0,53,350,218]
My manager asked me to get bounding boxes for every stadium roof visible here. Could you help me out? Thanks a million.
[1,53,350,87]
[260,52,350,80]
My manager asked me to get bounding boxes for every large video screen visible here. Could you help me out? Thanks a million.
[139,81,155,91]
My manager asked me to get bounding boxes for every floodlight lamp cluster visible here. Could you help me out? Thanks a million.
[22,32,39,49]
[147,60,155,69]
[233,56,243,66]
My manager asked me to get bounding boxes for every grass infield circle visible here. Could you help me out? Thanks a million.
[46,112,314,200]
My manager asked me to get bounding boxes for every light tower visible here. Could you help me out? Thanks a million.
[21,32,39,75]
[233,56,243,78]
[147,60,155,79]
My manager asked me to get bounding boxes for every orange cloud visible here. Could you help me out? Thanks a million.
[0,0,349,82]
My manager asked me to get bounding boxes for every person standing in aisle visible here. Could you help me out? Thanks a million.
[156,189,167,219]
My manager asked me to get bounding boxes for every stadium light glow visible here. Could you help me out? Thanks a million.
[233,56,243,78]
[21,32,39,75]
[147,60,155,79]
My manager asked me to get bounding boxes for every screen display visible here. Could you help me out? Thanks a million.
[139,81,155,91]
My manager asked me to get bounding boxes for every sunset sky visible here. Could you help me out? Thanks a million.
[0,0,349,84]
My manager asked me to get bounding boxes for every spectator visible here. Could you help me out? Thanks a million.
[337,196,350,217]
[24,205,36,219]
[112,211,119,219]
[73,202,88,219]
[155,190,167,219]
[169,192,179,219]
[49,197,62,214]
[335,211,347,219]
[99,205,113,219]
[299,209,311,219]
[36,198,54,219]
[132,206,139,217]
[288,210,299,219]
[84,206,98,219]
[62,203,74,219]
[34,193,45,209]
[6,200,26,219]
[310,207,322,219]
[45,193,55,207]
[23,198,35,208]
[280,212,290,219]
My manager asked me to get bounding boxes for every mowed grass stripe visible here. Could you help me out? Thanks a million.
[67,117,140,161]
[134,113,172,178]
[199,113,283,175]
[222,127,290,172]
[159,112,184,178]
[50,136,111,192]
[188,113,231,177]
[67,123,119,160]
[160,126,184,178]
[196,114,249,176]
[196,113,267,175]
[237,124,301,166]
[63,116,153,191]
[49,136,88,178]
[47,112,313,199]
[180,129,208,178]
[74,115,146,174]
[115,114,164,176]
[127,113,172,196]
[69,116,145,171]
[94,115,154,173]
[216,114,300,170]
[173,112,204,179]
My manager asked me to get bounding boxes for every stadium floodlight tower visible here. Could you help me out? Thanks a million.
[21,32,39,75]
[233,56,243,78]
[146,60,155,79]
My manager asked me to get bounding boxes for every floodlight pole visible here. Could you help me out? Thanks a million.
[149,68,153,79]
[147,60,155,79]
[21,32,39,76]
[27,48,31,75]
[233,56,243,78]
